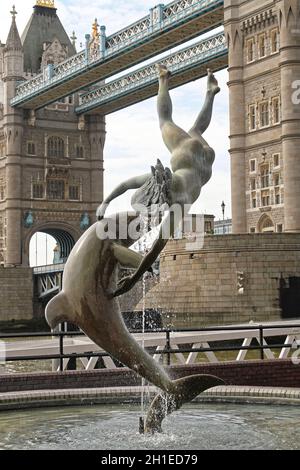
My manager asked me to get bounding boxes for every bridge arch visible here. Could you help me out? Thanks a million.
[24,222,80,267]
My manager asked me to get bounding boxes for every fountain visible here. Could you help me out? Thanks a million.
[45,65,224,433]
[0,65,299,451]
[0,403,300,450]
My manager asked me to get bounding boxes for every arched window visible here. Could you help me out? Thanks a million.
[260,164,270,189]
[47,179,65,200]
[27,141,36,155]
[247,38,255,63]
[259,101,269,128]
[69,184,81,201]
[271,29,279,54]
[32,182,44,199]
[258,34,266,58]
[272,97,280,124]
[258,215,275,233]
[76,145,84,159]
[47,137,65,158]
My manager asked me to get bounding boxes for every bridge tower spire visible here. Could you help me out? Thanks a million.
[2,6,24,266]
[35,1,56,8]
[0,2,106,268]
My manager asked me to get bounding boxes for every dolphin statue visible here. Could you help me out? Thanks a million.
[46,214,224,433]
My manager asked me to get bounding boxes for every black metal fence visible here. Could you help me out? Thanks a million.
[1,323,299,372]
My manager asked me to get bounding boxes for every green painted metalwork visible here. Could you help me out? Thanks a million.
[11,0,224,109]
[76,32,227,115]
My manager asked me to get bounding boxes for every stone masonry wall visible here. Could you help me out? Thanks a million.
[140,234,300,328]
[0,267,33,321]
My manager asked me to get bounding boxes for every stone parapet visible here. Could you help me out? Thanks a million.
[138,234,300,327]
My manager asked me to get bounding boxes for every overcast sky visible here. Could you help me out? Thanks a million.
[1,0,231,265]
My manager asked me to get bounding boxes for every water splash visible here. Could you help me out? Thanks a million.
[138,209,163,431]
[140,212,152,429]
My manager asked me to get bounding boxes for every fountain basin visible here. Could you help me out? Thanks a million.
[0,402,299,450]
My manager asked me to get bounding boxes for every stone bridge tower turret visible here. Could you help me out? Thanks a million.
[279,0,300,232]
[0,3,106,267]
[2,7,24,266]
[225,0,300,234]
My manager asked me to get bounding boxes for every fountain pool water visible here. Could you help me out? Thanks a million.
[0,403,299,450]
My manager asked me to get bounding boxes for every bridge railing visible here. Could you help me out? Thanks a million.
[50,51,87,81]
[33,263,65,275]
[77,31,227,113]
[105,0,219,52]
[1,321,300,373]
[11,0,223,105]
[163,0,216,25]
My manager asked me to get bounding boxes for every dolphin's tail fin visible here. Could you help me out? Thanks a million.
[45,292,73,330]
[144,374,224,434]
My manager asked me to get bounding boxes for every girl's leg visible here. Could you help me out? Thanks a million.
[189,69,220,141]
[157,64,190,153]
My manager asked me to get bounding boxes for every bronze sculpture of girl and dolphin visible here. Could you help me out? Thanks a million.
[46,66,224,433]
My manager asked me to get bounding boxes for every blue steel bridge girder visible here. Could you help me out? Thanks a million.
[11,0,224,110]
[76,32,228,115]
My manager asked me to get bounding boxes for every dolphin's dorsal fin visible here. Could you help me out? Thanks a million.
[45,292,73,330]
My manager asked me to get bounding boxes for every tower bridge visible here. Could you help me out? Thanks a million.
[76,32,227,115]
[11,0,224,110]
[1,0,300,325]
[33,263,64,300]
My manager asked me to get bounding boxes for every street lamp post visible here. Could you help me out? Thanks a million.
[221,201,226,234]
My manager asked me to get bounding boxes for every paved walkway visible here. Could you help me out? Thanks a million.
[0,386,299,411]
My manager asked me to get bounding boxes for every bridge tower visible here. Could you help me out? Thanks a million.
[225,0,300,234]
[1,6,24,267]
[0,2,105,266]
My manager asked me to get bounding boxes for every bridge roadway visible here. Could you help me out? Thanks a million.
[11,0,224,110]
[76,31,228,115]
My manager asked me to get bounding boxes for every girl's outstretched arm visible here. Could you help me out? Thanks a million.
[97,173,150,220]
[113,210,180,297]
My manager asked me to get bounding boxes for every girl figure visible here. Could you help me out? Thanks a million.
[97,65,220,297]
